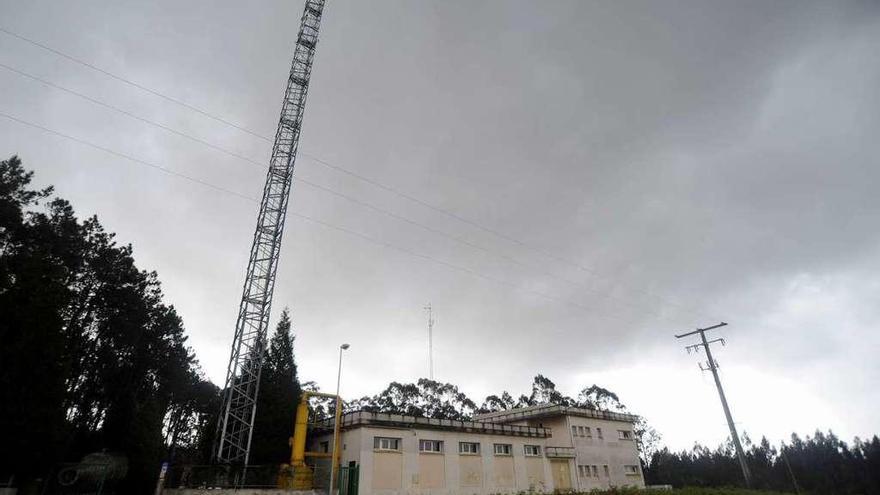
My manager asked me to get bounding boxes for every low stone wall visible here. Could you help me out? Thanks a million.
[164,490,323,495]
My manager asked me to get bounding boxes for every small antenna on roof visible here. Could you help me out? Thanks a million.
[424,303,434,380]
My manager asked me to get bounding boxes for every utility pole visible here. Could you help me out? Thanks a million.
[424,303,434,380]
[676,322,752,488]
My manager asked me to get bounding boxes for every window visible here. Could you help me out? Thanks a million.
[459,442,480,454]
[523,445,542,457]
[571,425,578,437]
[578,426,586,436]
[494,443,512,456]
[584,426,592,438]
[319,441,329,453]
[624,465,640,476]
[591,465,599,478]
[603,465,609,477]
[578,465,586,478]
[373,437,400,451]
[618,430,633,440]
[419,439,443,453]
[596,427,603,440]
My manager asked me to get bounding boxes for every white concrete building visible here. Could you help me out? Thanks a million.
[311,404,644,495]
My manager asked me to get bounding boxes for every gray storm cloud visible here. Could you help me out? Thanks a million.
[0,0,877,448]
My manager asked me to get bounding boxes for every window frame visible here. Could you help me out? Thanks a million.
[624,465,641,476]
[618,429,633,440]
[493,443,512,456]
[459,441,480,455]
[373,436,401,451]
[419,439,444,453]
[523,444,542,457]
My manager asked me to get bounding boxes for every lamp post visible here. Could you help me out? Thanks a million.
[328,343,349,495]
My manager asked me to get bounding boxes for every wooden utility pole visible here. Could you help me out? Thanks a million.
[676,322,752,488]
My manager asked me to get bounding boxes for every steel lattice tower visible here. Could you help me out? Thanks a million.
[215,0,326,465]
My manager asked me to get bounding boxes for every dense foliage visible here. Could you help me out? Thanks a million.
[249,308,302,465]
[346,374,662,462]
[0,156,217,493]
[646,431,880,495]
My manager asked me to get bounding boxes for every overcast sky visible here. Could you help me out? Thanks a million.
[1,0,878,450]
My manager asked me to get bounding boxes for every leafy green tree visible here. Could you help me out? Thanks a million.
[479,391,517,413]
[516,374,572,407]
[349,379,477,420]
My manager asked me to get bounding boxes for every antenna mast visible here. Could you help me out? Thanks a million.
[425,303,434,380]
[215,0,327,464]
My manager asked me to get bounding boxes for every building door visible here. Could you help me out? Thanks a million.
[339,463,359,495]
[550,460,572,490]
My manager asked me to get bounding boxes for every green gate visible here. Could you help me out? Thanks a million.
[338,464,359,495]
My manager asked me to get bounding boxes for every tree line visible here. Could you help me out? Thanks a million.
[336,373,662,464]
[647,431,880,495]
[0,156,219,493]
[0,156,304,493]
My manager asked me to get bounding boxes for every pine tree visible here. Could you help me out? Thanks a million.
[249,308,301,464]
[1,156,218,493]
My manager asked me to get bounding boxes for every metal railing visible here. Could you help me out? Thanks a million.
[474,404,638,424]
[316,410,552,438]
[163,463,331,490]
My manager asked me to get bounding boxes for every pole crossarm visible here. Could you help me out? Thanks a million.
[675,321,727,339]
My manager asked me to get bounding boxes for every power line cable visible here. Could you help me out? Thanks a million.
[0,61,676,320]
[1,110,653,327]
[0,25,715,321]
[0,26,267,141]
[0,111,254,201]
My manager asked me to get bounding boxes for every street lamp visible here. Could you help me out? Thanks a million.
[329,343,350,495]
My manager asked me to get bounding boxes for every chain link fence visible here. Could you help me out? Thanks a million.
[163,463,332,490]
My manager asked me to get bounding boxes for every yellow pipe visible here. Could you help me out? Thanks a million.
[290,391,341,466]
[290,394,311,466]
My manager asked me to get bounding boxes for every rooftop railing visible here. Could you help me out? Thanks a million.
[474,404,637,424]
[315,410,551,438]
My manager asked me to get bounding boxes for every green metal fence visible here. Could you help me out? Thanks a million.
[338,464,359,495]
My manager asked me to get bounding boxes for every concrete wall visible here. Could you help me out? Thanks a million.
[164,490,322,495]
[568,416,644,489]
[319,425,557,495]
[308,414,642,495]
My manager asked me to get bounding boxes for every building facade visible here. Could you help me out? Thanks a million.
[311,404,644,495]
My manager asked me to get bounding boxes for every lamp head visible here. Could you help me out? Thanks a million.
[341,343,350,350]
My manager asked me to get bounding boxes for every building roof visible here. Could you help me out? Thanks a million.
[316,410,551,438]
[474,403,638,424]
